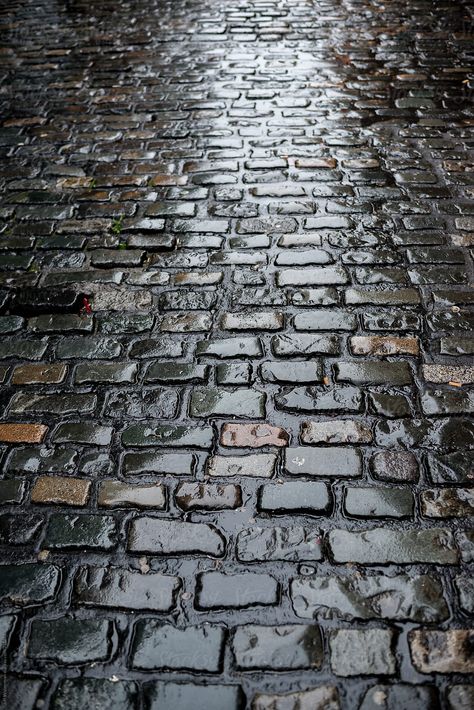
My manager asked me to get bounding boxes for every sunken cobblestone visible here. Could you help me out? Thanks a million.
[1,0,473,702]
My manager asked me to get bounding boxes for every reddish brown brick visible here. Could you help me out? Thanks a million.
[12,364,67,385]
[0,423,48,444]
[220,423,289,448]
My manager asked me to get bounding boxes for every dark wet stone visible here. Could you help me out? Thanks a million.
[329,528,458,564]
[440,337,474,355]
[0,316,24,334]
[53,423,113,446]
[122,424,213,448]
[9,288,82,316]
[56,337,122,359]
[105,389,178,419]
[292,574,448,622]
[190,387,265,418]
[27,618,113,665]
[143,682,243,710]
[122,452,194,476]
[9,392,96,416]
[0,514,43,545]
[28,314,93,333]
[129,337,184,359]
[74,566,180,611]
[285,447,361,478]
[128,517,225,556]
[98,481,166,509]
[233,624,323,671]
[259,482,331,515]
[427,452,472,484]
[330,629,396,676]
[44,514,117,550]
[345,288,420,305]
[175,483,242,510]
[359,685,438,710]
[52,679,138,710]
[131,622,225,671]
[371,451,419,482]
[196,572,278,609]
[0,479,25,504]
[98,313,154,334]
[276,386,363,413]
[0,340,48,360]
[344,486,414,518]
[0,564,61,606]
[7,446,78,474]
[375,418,474,449]
[216,362,251,385]
[145,362,208,383]
[421,387,474,415]
[75,362,137,384]
[368,391,411,418]
[237,527,323,562]
[334,362,412,386]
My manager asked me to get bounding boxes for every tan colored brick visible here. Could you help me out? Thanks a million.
[31,476,91,506]
[220,423,289,448]
[350,336,420,356]
[0,423,48,444]
[12,364,67,385]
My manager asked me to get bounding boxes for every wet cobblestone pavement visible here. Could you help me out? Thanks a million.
[0,0,474,707]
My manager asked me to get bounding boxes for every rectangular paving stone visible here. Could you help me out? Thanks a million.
[232,624,323,671]
[9,393,97,415]
[52,679,138,710]
[52,423,113,446]
[301,419,372,444]
[277,266,348,286]
[145,362,208,383]
[275,386,363,413]
[0,340,48,360]
[31,476,91,506]
[98,481,166,508]
[127,517,225,556]
[0,479,25,505]
[329,528,459,564]
[237,526,323,562]
[0,616,15,654]
[207,454,276,478]
[0,564,61,606]
[0,423,47,444]
[271,333,340,356]
[259,481,331,514]
[175,483,242,510]
[27,618,113,665]
[220,423,288,448]
[345,288,420,305]
[330,629,396,677]
[221,311,284,330]
[75,362,138,384]
[285,447,362,477]
[334,362,412,385]
[12,364,67,384]
[44,514,117,550]
[122,424,213,448]
[196,572,279,609]
[196,336,263,358]
[131,622,225,671]
[28,314,93,333]
[291,574,448,622]
[344,486,414,518]
[294,310,357,331]
[253,688,340,710]
[190,388,266,418]
[74,566,180,611]
[350,336,420,356]
[121,451,195,476]
[420,488,474,518]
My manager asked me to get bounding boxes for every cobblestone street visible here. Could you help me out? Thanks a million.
[0,0,473,707]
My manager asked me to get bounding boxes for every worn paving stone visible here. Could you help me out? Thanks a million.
[252,687,340,710]
[27,618,113,665]
[190,387,266,418]
[301,419,372,444]
[0,423,47,444]
[291,574,448,622]
[143,682,243,710]
[285,447,362,478]
[74,566,180,611]
[97,481,166,509]
[221,423,289,448]
[232,625,323,671]
[237,526,323,562]
[258,482,332,515]
[207,454,277,479]
[131,622,225,671]
[409,630,474,674]
[52,679,138,710]
[359,685,438,710]
[0,564,61,606]
[127,517,225,556]
[196,572,279,609]
[175,483,242,510]
[330,629,396,676]
[31,476,91,506]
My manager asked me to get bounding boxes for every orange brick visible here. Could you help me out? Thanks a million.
[0,423,48,444]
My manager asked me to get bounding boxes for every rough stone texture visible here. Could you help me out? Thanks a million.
[330,629,396,676]
[409,630,474,674]
[1,0,473,701]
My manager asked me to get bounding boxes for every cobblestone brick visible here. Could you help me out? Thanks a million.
[44,514,117,550]
[74,566,180,611]
[258,482,331,515]
[409,630,474,674]
[285,447,362,478]
[232,625,323,671]
[359,685,437,710]
[207,453,276,479]
[221,423,288,448]
[237,526,323,561]
[128,517,225,556]
[0,423,47,444]
[143,682,243,710]
[330,629,396,676]
[52,679,138,710]
[31,476,91,506]
[0,564,60,606]
[98,481,166,509]
[252,687,340,710]
[196,572,278,609]
[131,623,225,671]
[175,483,241,510]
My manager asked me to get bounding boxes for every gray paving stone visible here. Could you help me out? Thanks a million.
[233,624,323,671]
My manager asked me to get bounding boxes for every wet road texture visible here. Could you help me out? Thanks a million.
[0,0,473,708]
